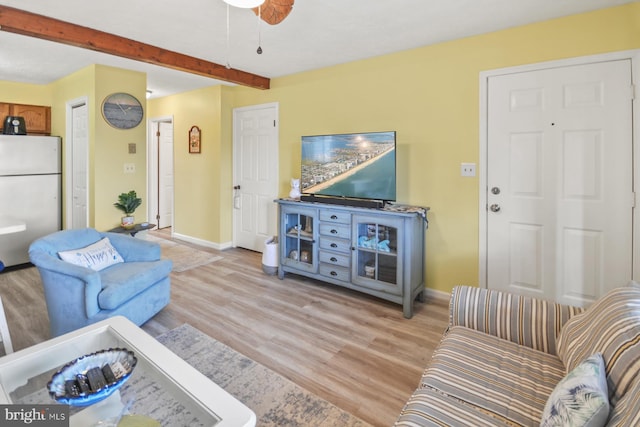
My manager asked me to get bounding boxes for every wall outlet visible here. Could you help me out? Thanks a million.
[461,162,476,177]
[124,163,136,174]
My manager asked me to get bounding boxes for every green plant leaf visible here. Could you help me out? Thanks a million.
[114,190,142,215]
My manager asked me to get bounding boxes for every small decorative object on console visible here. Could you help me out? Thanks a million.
[289,178,301,199]
[48,348,137,407]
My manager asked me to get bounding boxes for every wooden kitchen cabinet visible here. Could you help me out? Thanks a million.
[0,104,11,126]
[0,102,51,135]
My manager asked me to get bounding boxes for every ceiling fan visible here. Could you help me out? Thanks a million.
[253,0,295,25]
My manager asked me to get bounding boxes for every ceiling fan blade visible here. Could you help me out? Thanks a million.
[253,0,294,25]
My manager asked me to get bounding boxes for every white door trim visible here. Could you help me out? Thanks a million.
[479,49,640,290]
[231,101,280,249]
[64,96,89,230]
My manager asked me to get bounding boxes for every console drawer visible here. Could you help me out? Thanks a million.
[319,236,351,253]
[319,250,350,268]
[319,223,350,239]
[319,210,350,224]
[319,263,350,282]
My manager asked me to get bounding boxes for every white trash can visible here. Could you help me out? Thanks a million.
[262,236,279,275]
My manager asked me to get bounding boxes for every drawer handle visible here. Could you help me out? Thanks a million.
[331,229,338,234]
[331,215,338,220]
[330,271,337,276]
[330,243,338,248]
[330,257,337,262]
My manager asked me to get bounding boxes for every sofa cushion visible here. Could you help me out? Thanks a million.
[395,387,515,427]
[449,285,584,355]
[607,373,640,427]
[421,326,565,427]
[58,237,124,271]
[98,260,173,310]
[540,353,609,427]
[556,286,640,404]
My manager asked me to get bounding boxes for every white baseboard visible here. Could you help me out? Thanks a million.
[424,288,450,302]
[170,232,233,251]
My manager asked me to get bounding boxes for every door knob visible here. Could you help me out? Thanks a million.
[490,204,501,212]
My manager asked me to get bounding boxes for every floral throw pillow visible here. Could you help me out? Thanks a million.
[540,353,609,427]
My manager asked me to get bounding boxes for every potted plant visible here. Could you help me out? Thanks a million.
[114,190,142,229]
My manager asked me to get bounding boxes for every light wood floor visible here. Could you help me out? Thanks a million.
[0,229,449,426]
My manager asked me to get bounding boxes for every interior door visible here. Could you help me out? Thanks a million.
[487,59,633,306]
[148,119,174,230]
[158,121,174,229]
[233,103,279,252]
[71,102,88,229]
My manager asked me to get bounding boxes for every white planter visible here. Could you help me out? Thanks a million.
[121,216,135,229]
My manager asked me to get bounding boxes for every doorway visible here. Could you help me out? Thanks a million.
[65,97,89,229]
[232,103,279,252]
[148,117,174,230]
[479,51,639,306]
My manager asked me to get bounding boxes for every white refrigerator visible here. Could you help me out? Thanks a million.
[0,135,62,267]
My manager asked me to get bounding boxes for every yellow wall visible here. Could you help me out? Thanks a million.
[92,66,147,230]
[0,81,52,105]
[229,3,640,294]
[50,66,96,226]
[2,65,148,230]
[2,3,639,294]
[147,86,226,243]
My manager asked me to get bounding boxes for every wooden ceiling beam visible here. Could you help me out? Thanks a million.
[0,5,270,90]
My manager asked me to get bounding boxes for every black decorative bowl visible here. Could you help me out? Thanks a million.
[47,348,137,407]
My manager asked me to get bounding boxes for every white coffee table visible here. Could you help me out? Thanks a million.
[0,316,256,427]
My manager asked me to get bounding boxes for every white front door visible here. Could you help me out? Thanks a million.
[486,59,633,306]
[232,103,279,252]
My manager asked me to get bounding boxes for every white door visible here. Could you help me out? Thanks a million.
[487,59,633,307]
[233,103,279,252]
[158,121,174,228]
[148,119,174,229]
[70,102,88,229]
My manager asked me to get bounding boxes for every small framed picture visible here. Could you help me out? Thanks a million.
[189,126,201,153]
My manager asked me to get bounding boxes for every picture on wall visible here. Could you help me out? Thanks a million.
[189,126,201,153]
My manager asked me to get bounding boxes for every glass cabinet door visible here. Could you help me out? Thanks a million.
[281,207,317,273]
[352,216,402,295]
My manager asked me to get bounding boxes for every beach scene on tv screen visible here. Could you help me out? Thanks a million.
[301,131,396,201]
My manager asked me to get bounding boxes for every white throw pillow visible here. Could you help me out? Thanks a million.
[58,237,124,271]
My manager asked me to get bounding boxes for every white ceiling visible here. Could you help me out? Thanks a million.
[0,0,635,98]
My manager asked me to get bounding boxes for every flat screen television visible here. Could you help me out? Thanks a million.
[301,131,396,203]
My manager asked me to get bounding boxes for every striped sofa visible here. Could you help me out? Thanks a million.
[396,284,640,426]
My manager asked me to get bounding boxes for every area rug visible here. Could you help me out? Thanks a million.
[157,324,371,427]
[145,235,222,272]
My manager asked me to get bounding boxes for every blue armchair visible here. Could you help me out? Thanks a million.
[29,228,172,337]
